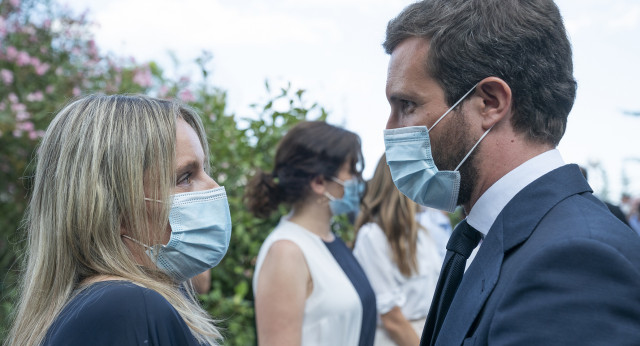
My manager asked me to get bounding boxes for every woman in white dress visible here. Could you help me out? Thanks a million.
[354,154,447,346]
[246,121,376,346]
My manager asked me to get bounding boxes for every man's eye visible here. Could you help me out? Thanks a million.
[400,100,416,113]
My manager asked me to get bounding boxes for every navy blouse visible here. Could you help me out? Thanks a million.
[44,281,202,345]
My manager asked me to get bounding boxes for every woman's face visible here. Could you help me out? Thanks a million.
[160,118,219,244]
[324,160,355,200]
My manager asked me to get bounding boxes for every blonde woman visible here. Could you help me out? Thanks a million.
[246,121,376,346]
[353,154,445,346]
[6,95,231,345]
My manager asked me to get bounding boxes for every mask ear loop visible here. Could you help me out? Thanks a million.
[141,197,168,248]
[323,191,337,201]
[121,234,153,250]
[331,177,346,186]
[454,125,494,172]
[428,83,479,132]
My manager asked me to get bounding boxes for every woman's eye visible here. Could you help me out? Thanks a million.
[177,173,192,185]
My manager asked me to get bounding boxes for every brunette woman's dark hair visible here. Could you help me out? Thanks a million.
[245,121,363,218]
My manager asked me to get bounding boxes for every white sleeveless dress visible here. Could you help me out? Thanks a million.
[253,219,363,345]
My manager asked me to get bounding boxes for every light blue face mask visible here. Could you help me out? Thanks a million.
[324,177,364,216]
[124,186,232,282]
[383,84,492,213]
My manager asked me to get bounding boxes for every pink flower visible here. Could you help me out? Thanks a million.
[8,93,18,103]
[11,102,26,113]
[45,85,54,94]
[87,40,98,58]
[158,85,170,98]
[13,102,31,121]
[6,46,18,60]
[16,51,30,66]
[9,0,20,9]
[30,56,40,66]
[1,69,13,84]
[178,89,196,103]
[132,66,153,87]
[35,63,50,75]
[21,26,35,36]
[26,91,44,102]
[17,121,35,132]
[16,111,30,121]
[72,87,81,96]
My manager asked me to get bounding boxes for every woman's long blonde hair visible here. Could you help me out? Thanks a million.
[354,154,423,276]
[6,94,221,345]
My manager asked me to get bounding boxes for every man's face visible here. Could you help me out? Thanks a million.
[385,36,477,206]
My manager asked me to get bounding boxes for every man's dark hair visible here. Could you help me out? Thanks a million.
[384,0,577,146]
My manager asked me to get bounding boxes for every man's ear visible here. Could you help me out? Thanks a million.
[309,175,327,195]
[475,77,512,130]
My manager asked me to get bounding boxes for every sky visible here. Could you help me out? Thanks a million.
[65,0,640,202]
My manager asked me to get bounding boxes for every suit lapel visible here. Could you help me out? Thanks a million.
[500,164,592,251]
[434,164,593,345]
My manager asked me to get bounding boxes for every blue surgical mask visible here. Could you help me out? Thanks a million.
[383,84,492,213]
[324,177,364,216]
[124,187,232,282]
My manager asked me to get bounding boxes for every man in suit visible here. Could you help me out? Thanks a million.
[579,166,631,226]
[382,0,640,345]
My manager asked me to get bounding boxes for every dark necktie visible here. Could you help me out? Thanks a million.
[420,220,483,346]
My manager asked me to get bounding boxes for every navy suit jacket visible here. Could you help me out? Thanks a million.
[435,164,640,345]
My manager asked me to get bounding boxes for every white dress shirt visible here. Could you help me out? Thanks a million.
[466,149,565,264]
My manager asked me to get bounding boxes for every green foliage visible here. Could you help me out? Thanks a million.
[448,207,465,229]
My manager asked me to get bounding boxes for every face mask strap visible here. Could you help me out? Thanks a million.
[323,191,337,201]
[121,234,153,250]
[331,177,346,186]
[454,124,494,172]
[429,83,479,132]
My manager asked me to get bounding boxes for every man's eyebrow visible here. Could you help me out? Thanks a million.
[388,91,417,102]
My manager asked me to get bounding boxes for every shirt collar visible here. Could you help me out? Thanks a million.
[466,149,565,236]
